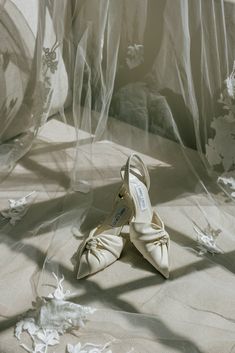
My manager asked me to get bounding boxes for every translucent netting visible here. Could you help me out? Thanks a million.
[0,1,235,353]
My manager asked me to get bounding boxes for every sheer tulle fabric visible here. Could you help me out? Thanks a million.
[0,1,235,353]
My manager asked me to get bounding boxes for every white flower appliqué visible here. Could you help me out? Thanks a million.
[126,44,144,69]
[218,171,235,198]
[1,191,36,225]
[67,342,112,353]
[226,62,235,99]
[193,224,223,255]
[67,342,134,353]
[15,273,96,353]
[206,61,235,171]
[47,272,71,300]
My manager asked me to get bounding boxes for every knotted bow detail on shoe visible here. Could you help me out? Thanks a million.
[76,229,125,279]
[129,211,170,278]
[84,233,123,261]
[130,221,169,251]
[75,183,133,280]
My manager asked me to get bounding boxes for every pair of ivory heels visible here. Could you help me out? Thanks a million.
[77,154,170,279]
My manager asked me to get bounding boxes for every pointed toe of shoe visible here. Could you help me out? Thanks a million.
[77,253,91,279]
[76,234,125,279]
[130,227,170,279]
[77,250,118,279]
[145,251,169,279]
[157,263,170,279]
[163,270,169,279]
[77,249,107,279]
[149,245,170,279]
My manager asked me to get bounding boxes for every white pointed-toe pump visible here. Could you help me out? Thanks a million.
[121,154,170,279]
[77,184,133,279]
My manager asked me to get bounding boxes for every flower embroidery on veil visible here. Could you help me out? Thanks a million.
[15,273,96,353]
[1,191,36,225]
[193,224,223,255]
[205,62,235,200]
[126,44,144,69]
[206,61,235,173]
[15,273,134,353]
[67,342,134,353]
[67,342,113,353]
[218,172,235,198]
[32,41,59,127]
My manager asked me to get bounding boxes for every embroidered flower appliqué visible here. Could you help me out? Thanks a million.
[206,61,235,171]
[218,172,235,198]
[193,224,223,255]
[67,342,134,353]
[1,191,36,225]
[32,41,59,127]
[47,273,71,300]
[126,44,144,69]
[67,342,112,353]
[15,273,96,353]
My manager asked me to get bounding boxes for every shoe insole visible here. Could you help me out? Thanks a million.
[96,196,133,235]
[129,171,153,223]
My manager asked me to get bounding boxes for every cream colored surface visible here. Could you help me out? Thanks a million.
[0,117,234,352]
